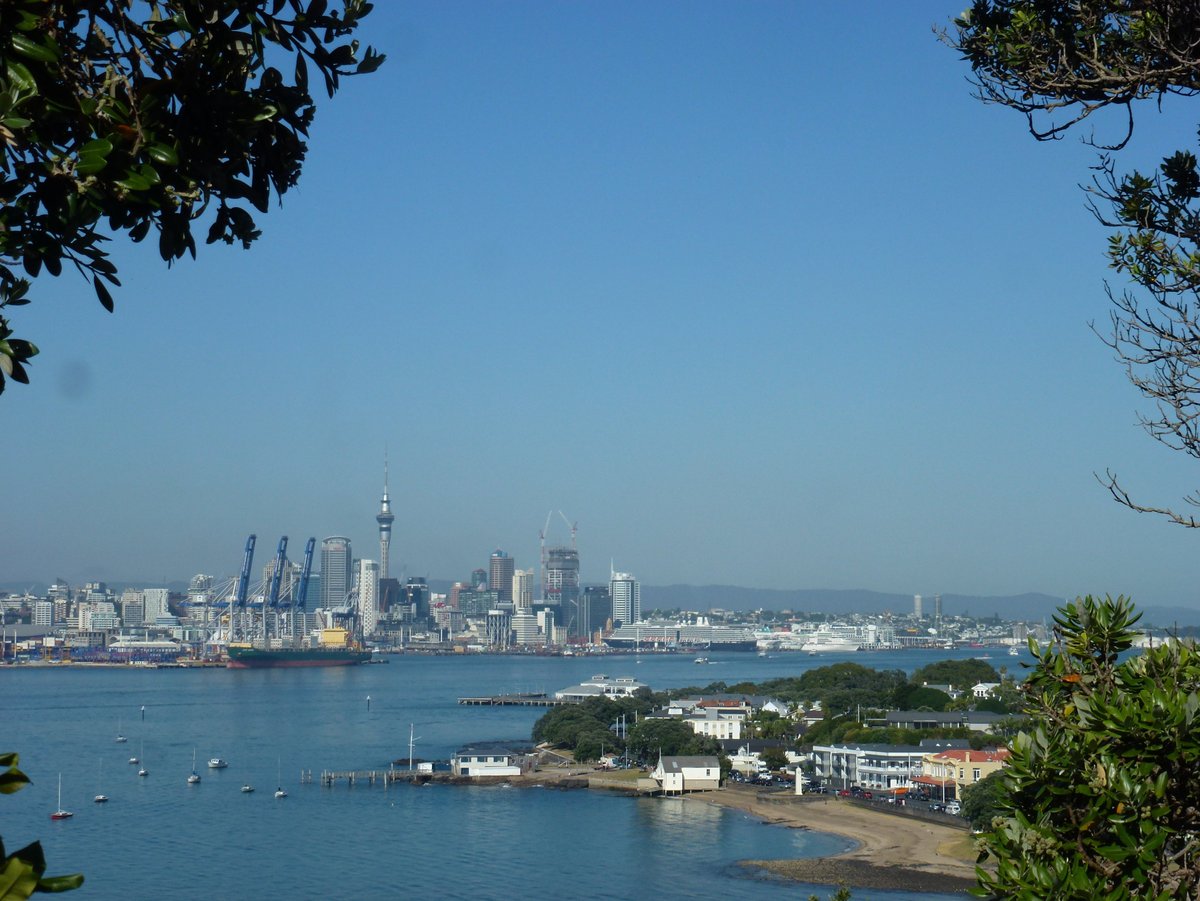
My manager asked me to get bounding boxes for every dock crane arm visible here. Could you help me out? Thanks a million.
[293,537,315,611]
[267,536,288,609]
[235,534,256,608]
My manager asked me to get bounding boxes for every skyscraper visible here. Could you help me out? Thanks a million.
[913,594,923,620]
[581,585,612,639]
[357,559,379,637]
[490,550,515,605]
[377,459,395,583]
[543,547,579,606]
[320,537,352,608]
[610,570,640,627]
[513,569,533,612]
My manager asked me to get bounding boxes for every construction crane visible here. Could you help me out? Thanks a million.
[267,536,288,608]
[235,534,256,608]
[293,537,316,611]
[558,510,578,548]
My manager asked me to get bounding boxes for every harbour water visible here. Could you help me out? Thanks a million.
[5,649,1008,899]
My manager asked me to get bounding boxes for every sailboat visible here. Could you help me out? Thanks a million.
[137,741,148,777]
[274,758,286,799]
[50,774,73,820]
[94,758,108,803]
[187,749,201,784]
[115,717,127,743]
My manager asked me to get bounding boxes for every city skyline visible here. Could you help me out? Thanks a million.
[7,3,1200,608]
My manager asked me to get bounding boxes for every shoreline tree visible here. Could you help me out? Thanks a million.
[0,1,383,393]
[947,1,1200,526]
[973,595,1200,896]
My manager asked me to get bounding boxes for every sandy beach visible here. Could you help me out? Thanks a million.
[695,785,983,894]
[512,767,983,893]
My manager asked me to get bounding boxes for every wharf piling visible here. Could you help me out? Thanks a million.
[457,693,570,707]
[320,769,430,787]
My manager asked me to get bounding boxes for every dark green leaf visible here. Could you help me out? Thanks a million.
[93,276,114,313]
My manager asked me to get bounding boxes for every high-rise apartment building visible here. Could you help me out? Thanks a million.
[320,537,353,609]
[357,559,379,637]
[913,594,923,620]
[143,588,170,624]
[610,571,640,627]
[490,550,515,605]
[513,569,533,611]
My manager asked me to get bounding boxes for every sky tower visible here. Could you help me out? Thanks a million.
[376,457,395,582]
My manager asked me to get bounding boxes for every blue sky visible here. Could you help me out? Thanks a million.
[6,2,1200,606]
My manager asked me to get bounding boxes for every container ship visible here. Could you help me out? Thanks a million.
[226,629,370,669]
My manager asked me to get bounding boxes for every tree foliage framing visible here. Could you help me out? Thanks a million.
[949,1,1200,527]
[974,596,1200,897]
[0,1,383,392]
[0,752,83,898]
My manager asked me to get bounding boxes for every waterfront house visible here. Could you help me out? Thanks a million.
[651,755,721,795]
[914,747,1010,801]
[971,682,1001,699]
[684,707,744,741]
[451,743,533,778]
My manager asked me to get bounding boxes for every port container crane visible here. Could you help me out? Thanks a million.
[235,534,256,608]
[293,538,315,611]
[267,536,288,609]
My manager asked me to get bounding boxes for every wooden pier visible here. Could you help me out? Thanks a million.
[457,692,571,707]
[320,768,426,787]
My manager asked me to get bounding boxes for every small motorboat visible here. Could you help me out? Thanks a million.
[207,758,228,769]
[241,784,255,794]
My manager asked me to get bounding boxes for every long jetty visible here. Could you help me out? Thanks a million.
[320,769,429,787]
[457,692,571,707]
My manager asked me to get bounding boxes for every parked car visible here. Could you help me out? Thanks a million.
[838,789,851,797]
[928,802,945,812]
[945,801,962,815]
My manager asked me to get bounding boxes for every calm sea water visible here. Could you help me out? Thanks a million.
[5,649,1006,900]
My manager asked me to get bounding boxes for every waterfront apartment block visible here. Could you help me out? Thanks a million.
[812,739,970,792]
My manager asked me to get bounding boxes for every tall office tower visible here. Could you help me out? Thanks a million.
[120,589,144,625]
[490,550,515,605]
[610,570,640,627]
[357,559,379,637]
[403,577,431,620]
[933,594,942,623]
[543,547,579,607]
[471,568,488,591]
[320,537,353,608]
[581,586,612,639]
[913,594,923,620]
[377,460,395,583]
[513,569,533,612]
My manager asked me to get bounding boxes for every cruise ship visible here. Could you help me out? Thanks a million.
[603,618,759,652]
